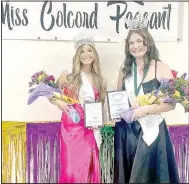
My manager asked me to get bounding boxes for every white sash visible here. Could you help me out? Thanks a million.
[124,65,164,146]
[78,71,102,150]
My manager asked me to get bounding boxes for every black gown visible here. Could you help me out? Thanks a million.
[114,77,180,183]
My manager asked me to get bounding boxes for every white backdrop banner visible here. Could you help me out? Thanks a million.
[2,1,182,42]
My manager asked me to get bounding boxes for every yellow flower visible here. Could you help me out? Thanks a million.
[173,90,181,98]
[62,95,80,104]
[52,92,80,104]
[37,74,46,82]
[182,100,189,105]
[137,94,157,106]
[146,94,157,104]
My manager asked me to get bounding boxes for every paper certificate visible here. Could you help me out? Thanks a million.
[107,90,130,120]
[84,102,103,128]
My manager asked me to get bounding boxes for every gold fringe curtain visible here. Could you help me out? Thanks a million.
[2,122,26,183]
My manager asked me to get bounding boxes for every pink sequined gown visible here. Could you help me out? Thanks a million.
[59,87,101,183]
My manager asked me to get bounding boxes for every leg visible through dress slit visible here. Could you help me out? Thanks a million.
[88,151,93,183]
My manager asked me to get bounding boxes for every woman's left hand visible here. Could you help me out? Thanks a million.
[131,105,149,122]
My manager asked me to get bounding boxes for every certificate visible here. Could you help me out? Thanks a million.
[107,90,129,120]
[84,102,103,128]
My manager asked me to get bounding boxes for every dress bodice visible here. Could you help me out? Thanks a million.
[123,60,160,96]
[123,78,160,95]
[92,86,100,101]
[142,78,160,94]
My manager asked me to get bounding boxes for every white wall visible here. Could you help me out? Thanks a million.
[2,3,188,124]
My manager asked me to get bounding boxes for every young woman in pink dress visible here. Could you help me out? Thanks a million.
[50,34,107,183]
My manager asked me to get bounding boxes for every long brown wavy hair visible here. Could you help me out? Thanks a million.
[123,28,160,81]
[67,44,106,103]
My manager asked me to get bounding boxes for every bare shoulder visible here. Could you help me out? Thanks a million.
[119,61,125,76]
[156,61,171,72]
[60,70,69,77]
[156,61,173,79]
[57,70,69,85]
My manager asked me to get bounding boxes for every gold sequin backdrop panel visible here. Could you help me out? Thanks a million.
[2,122,26,183]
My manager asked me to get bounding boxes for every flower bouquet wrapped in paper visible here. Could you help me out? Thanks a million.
[121,70,189,123]
[27,71,80,123]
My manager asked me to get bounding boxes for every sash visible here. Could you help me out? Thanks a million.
[124,64,164,146]
[78,71,102,150]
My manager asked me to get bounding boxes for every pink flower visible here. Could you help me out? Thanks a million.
[48,75,55,81]
[45,75,55,82]
[171,70,178,78]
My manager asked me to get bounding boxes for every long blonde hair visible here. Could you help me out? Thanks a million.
[68,44,106,102]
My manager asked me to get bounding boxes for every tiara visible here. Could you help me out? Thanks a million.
[125,12,148,30]
[74,34,95,50]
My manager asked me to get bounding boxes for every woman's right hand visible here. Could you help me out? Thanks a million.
[57,100,70,113]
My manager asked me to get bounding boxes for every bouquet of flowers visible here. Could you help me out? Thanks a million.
[121,70,189,123]
[27,71,80,123]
